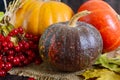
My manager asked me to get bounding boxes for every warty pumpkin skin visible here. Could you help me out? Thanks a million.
[11,0,74,35]
[39,11,103,72]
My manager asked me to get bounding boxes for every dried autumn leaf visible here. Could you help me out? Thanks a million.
[81,69,120,80]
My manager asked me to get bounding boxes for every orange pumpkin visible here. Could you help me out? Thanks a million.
[78,0,120,52]
[11,0,74,35]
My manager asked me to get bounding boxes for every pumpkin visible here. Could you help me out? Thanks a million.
[11,0,74,35]
[78,0,117,14]
[39,10,103,72]
[78,0,120,52]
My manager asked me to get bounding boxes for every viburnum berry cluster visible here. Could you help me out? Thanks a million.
[0,25,42,77]
[0,0,42,78]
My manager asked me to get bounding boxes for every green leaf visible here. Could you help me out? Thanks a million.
[94,54,120,73]
[0,12,4,21]
[78,54,120,80]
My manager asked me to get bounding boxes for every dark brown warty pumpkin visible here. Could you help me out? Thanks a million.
[39,10,103,72]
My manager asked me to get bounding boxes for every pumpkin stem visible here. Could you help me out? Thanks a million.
[68,10,91,27]
[117,15,120,21]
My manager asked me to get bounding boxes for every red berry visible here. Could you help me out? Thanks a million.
[8,42,14,48]
[29,34,33,38]
[0,70,6,77]
[18,42,23,49]
[28,57,33,61]
[13,57,20,66]
[7,50,15,56]
[8,32,14,36]
[26,50,35,58]
[3,46,9,52]
[19,55,25,61]
[0,46,2,50]
[23,59,29,65]
[7,55,14,62]
[25,33,30,38]
[0,35,5,42]
[5,62,12,71]
[35,58,42,65]
[18,27,24,34]
[28,41,33,44]
[5,36,11,42]
[2,41,8,47]
[0,34,3,38]
[0,55,3,61]
[15,46,21,52]
[2,56,7,63]
[32,44,37,49]
[21,40,26,45]
[33,36,39,41]
[0,61,4,69]
[24,42,30,49]
[12,29,18,35]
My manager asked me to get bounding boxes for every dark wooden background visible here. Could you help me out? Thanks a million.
[61,0,120,14]
[0,0,120,14]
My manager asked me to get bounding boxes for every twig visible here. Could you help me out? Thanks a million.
[3,0,8,12]
[0,23,5,26]
[2,0,22,25]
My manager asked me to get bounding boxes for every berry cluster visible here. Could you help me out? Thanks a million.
[0,27,42,77]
